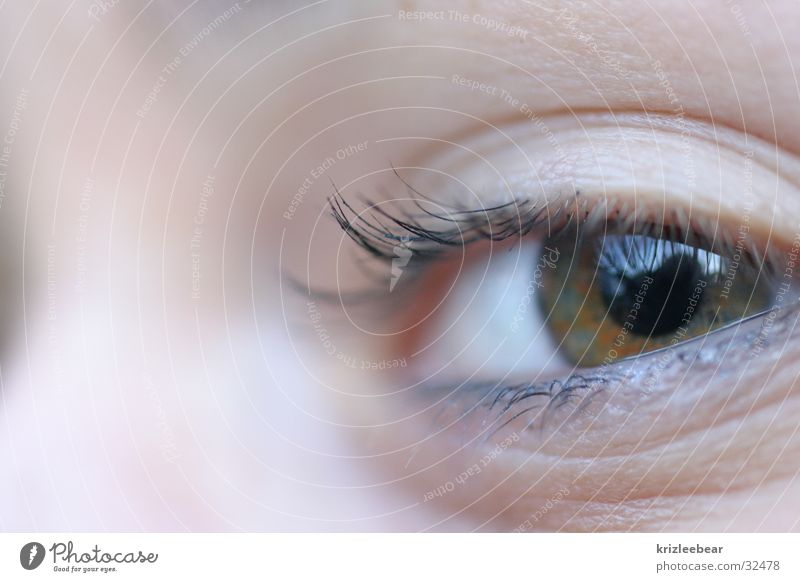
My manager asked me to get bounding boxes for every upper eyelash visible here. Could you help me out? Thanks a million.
[328,170,783,276]
[328,169,550,262]
[485,372,619,436]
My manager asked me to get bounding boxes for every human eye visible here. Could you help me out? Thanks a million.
[333,188,786,369]
[292,110,800,531]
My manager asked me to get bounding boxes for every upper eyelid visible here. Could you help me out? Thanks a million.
[328,112,800,257]
[558,111,800,174]
[398,111,800,216]
[399,110,800,174]
[329,174,788,267]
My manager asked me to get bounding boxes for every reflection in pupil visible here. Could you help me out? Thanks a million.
[539,229,775,366]
[598,237,708,337]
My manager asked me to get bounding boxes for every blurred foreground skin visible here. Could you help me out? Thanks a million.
[0,0,799,531]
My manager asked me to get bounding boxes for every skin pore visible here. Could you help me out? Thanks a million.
[0,0,798,531]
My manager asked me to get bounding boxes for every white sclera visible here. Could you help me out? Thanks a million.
[412,240,567,383]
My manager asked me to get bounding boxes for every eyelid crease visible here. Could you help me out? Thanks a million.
[439,109,800,186]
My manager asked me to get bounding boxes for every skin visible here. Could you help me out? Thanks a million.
[0,0,798,531]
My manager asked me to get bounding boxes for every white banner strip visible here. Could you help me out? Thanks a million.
[1,533,798,581]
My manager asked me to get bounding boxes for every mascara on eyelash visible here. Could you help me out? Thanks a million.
[328,169,784,274]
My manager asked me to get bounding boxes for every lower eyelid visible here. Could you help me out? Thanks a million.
[409,298,800,451]
[392,306,800,526]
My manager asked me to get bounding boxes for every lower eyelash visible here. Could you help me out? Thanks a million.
[486,372,621,435]
[426,298,800,437]
[415,371,622,444]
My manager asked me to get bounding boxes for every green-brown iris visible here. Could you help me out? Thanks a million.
[537,227,776,366]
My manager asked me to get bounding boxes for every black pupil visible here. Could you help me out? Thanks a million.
[598,236,708,337]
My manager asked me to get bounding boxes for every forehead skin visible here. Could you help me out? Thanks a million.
[391,0,800,153]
